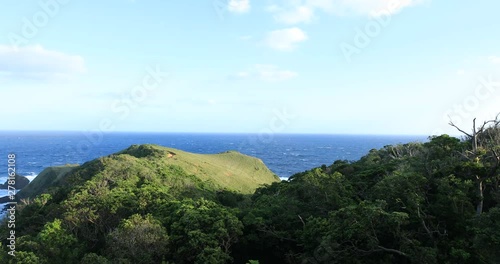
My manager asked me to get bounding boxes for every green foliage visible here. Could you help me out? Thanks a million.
[106,214,169,264]
[2,134,499,264]
[164,198,243,264]
[236,131,499,263]
[216,190,249,208]
[7,219,83,264]
[10,251,41,264]
[38,219,82,261]
[302,200,412,263]
[472,207,500,263]
[80,253,110,264]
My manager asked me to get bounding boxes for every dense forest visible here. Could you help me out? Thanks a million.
[1,118,500,263]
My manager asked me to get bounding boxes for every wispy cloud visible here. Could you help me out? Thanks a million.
[489,56,500,64]
[228,0,250,13]
[0,45,86,81]
[266,0,426,24]
[310,0,425,17]
[231,64,298,82]
[261,27,308,51]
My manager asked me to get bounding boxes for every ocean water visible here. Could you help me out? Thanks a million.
[0,132,428,198]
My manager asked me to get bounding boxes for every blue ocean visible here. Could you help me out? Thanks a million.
[0,132,428,198]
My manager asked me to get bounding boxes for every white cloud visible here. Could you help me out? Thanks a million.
[228,0,250,13]
[262,27,308,51]
[254,64,298,81]
[489,56,500,64]
[235,71,251,78]
[0,45,85,80]
[456,69,465,75]
[266,0,425,24]
[307,0,424,17]
[232,64,298,82]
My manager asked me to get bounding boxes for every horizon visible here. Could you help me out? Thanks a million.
[1,1,499,135]
[0,129,446,138]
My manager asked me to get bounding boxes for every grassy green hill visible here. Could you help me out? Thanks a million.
[118,144,279,193]
[3,144,280,263]
[18,165,78,199]
[18,144,279,200]
[121,145,279,193]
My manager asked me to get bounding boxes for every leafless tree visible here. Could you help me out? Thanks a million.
[449,113,500,215]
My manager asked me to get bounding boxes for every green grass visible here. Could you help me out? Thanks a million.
[19,144,280,199]
[18,165,78,199]
[120,144,280,193]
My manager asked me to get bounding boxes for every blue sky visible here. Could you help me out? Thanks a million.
[1,0,499,135]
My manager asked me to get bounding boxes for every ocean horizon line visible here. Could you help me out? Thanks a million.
[0,130,437,138]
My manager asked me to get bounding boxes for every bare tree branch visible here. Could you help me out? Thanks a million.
[448,117,472,137]
[298,215,306,229]
[357,246,409,258]
[376,246,409,257]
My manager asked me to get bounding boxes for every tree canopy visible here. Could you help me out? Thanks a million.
[2,121,500,263]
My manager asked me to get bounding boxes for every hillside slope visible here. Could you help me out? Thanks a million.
[18,144,279,199]
[119,144,279,193]
[18,166,78,199]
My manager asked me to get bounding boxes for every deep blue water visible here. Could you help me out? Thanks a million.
[0,132,428,197]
